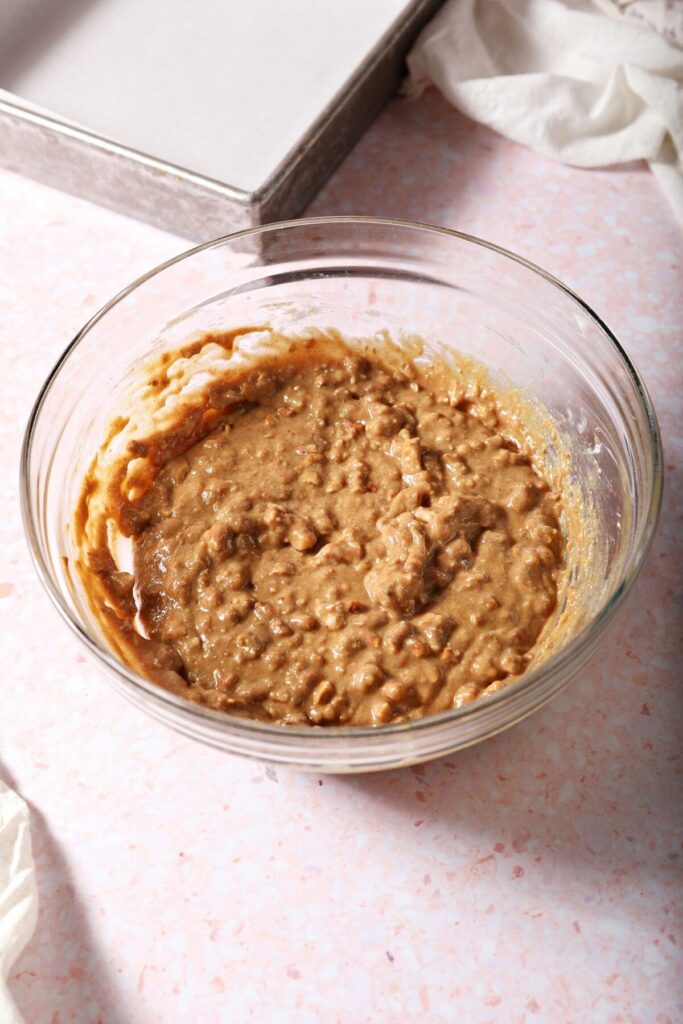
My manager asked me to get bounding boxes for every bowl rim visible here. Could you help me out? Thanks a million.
[20,214,664,744]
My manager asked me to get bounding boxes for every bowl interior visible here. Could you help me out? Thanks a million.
[22,218,661,768]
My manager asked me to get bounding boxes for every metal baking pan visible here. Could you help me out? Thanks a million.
[0,0,441,240]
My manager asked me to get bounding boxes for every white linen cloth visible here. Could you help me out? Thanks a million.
[406,0,683,224]
[0,781,37,1024]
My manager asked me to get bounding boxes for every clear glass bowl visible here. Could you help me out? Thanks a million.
[21,217,662,772]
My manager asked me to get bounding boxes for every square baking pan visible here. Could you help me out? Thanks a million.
[0,0,441,240]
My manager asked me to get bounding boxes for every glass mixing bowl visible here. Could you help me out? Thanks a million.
[21,217,662,772]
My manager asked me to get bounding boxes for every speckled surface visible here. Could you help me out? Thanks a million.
[2,90,681,1023]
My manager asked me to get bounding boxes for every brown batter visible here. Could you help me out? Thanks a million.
[76,334,563,727]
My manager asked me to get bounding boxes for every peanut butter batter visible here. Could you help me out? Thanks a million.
[76,334,563,727]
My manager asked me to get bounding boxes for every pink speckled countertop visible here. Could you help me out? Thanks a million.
[2,91,682,1023]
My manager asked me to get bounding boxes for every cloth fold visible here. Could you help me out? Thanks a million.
[0,780,37,1024]
[407,0,683,224]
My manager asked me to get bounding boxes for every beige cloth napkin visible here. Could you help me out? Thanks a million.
[407,0,683,225]
[0,781,37,1024]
